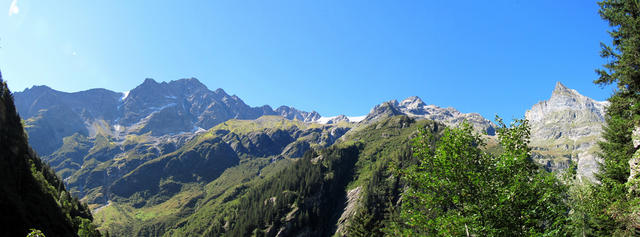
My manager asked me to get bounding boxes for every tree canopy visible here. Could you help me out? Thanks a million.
[389,119,569,236]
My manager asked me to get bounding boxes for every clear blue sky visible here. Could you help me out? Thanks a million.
[0,0,614,120]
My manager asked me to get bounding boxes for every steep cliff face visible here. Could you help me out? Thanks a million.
[525,82,609,181]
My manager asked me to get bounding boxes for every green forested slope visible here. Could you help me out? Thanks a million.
[91,116,352,236]
[91,115,436,236]
[0,73,98,236]
[163,116,444,236]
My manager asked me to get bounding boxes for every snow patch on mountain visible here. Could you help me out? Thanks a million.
[149,103,177,112]
[347,115,366,123]
[316,116,337,124]
[120,91,130,101]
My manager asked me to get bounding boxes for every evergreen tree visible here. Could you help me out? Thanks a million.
[588,0,640,234]
[0,70,101,237]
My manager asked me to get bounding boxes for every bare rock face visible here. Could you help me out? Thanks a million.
[629,126,640,194]
[525,82,609,182]
[275,106,321,122]
[362,100,403,123]
[630,126,640,231]
[335,186,362,236]
[363,96,497,135]
[326,115,350,124]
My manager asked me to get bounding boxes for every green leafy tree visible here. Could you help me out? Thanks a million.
[391,119,569,236]
[26,229,45,237]
[75,217,101,237]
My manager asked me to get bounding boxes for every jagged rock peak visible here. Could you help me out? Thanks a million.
[400,96,426,109]
[371,100,401,112]
[142,78,159,85]
[22,85,54,93]
[554,81,568,91]
[134,77,210,93]
[362,97,496,135]
[214,88,229,96]
[527,82,609,123]
[551,81,581,98]
[362,100,403,123]
[526,82,609,182]
[326,115,349,124]
[169,77,208,90]
[275,106,322,122]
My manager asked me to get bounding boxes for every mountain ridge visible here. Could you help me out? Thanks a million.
[361,96,497,135]
[13,78,612,236]
[15,78,322,156]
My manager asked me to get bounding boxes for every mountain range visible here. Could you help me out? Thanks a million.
[15,78,320,156]
[13,78,608,236]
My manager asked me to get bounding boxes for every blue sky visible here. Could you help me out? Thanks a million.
[0,0,614,120]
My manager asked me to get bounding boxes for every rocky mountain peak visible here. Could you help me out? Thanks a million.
[553,81,568,92]
[361,97,497,135]
[400,96,426,109]
[214,88,228,96]
[374,100,401,113]
[275,106,321,122]
[142,78,159,85]
[527,82,608,124]
[550,81,582,101]
[362,100,403,123]
[182,77,205,85]
[325,115,349,124]
[526,82,609,182]
[15,77,323,155]
[168,78,209,92]
[25,85,54,93]
[128,78,164,99]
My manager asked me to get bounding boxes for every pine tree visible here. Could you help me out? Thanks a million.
[590,0,640,234]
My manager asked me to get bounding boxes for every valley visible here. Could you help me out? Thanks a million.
[5,1,640,236]
[14,78,607,236]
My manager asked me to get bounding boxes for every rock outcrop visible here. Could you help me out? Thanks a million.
[630,126,640,232]
[525,82,609,181]
[325,115,350,124]
[275,106,321,122]
[629,126,640,194]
